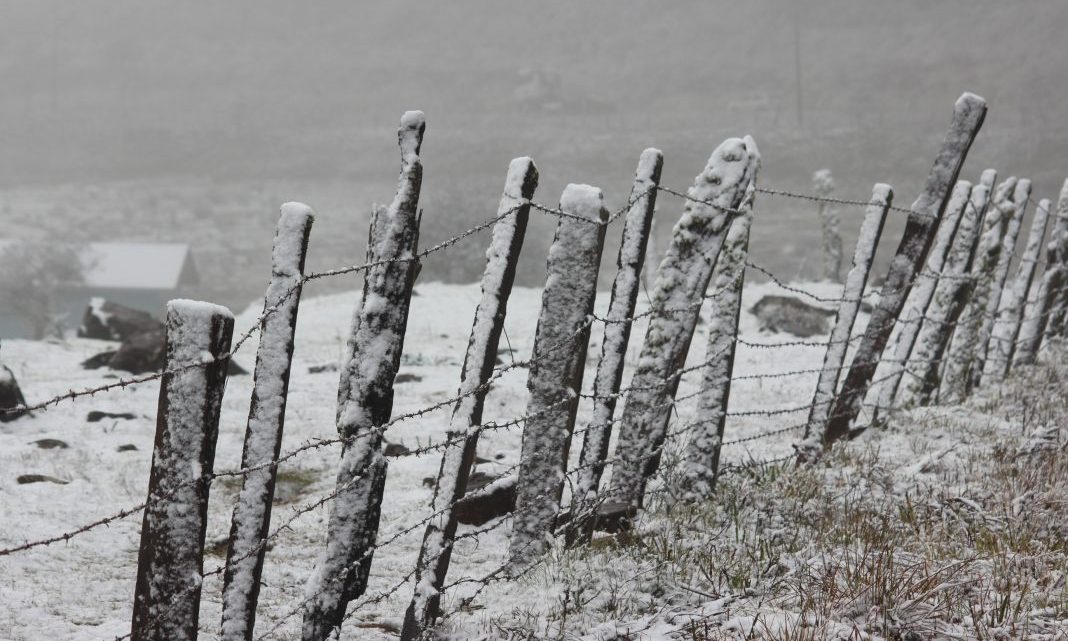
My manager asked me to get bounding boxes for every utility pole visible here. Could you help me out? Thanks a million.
[793,10,804,127]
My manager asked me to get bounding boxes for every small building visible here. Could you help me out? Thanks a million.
[0,242,199,338]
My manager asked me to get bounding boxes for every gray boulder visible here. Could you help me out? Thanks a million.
[78,298,163,342]
[750,295,836,337]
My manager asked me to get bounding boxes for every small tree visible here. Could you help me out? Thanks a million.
[814,169,843,282]
[0,242,85,339]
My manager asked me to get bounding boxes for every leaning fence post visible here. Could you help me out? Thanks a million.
[804,184,892,438]
[676,202,753,499]
[940,176,1013,402]
[131,301,235,641]
[983,194,1049,383]
[822,92,986,447]
[871,179,971,416]
[1043,179,1068,339]
[400,157,537,641]
[302,111,424,641]
[899,171,994,406]
[1013,228,1066,367]
[972,179,1030,388]
[569,148,662,545]
[508,184,608,567]
[220,205,314,641]
[608,136,761,508]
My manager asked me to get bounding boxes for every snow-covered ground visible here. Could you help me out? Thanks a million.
[3,276,1048,641]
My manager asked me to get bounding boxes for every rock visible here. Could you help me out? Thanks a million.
[555,500,637,535]
[455,474,517,526]
[17,474,69,485]
[0,364,27,423]
[32,438,68,450]
[383,441,410,457]
[750,295,836,337]
[108,328,166,374]
[87,411,137,423]
[117,444,138,452]
[309,363,339,374]
[78,298,163,342]
[82,351,118,370]
[394,372,422,384]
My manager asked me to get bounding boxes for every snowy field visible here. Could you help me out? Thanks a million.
[3,278,1064,640]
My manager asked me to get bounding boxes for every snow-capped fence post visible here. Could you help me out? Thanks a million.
[983,194,1049,383]
[804,184,892,438]
[568,148,662,546]
[508,184,608,567]
[972,179,1030,388]
[131,300,235,641]
[607,136,761,509]
[822,92,986,447]
[302,111,425,641]
[400,157,538,641]
[220,204,314,641]
[675,201,753,499]
[1042,179,1068,339]
[871,179,971,417]
[940,176,1015,402]
[814,169,843,282]
[1013,226,1067,367]
[899,171,995,406]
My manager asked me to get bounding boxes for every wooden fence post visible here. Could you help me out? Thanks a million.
[569,148,662,544]
[676,202,753,499]
[131,301,235,641]
[608,136,761,508]
[983,195,1049,383]
[899,170,995,406]
[220,205,314,641]
[1043,179,1068,339]
[872,179,971,415]
[400,157,537,641]
[302,111,424,641]
[940,176,1013,402]
[508,184,608,566]
[1013,228,1066,367]
[822,92,986,447]
[972,179,1030,388]
[805,184,892,438]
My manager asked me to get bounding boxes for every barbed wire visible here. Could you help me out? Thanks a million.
[8,174,1066,640]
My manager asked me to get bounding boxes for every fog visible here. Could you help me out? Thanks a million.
[2,0,1066,311]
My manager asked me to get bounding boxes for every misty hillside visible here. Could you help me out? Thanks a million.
[2,0,1067,307]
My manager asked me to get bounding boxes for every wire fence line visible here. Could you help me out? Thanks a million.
[0,179,949,419]
[2,185,1053,559]
[5,160,1063,641]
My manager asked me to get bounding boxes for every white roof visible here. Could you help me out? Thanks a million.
[81,243,194,290]
[0,241,195,290]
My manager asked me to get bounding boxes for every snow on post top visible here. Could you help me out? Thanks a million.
[165,300,233,360]
[681,137,759,228]
[637,148,663,175]
[871,183,893,202]
[956,92,987,111]
[979,169,997,188]
[1014,179,1032,204]
[274,203,315,274]
[167,299,233,323]
[398,110,426,160]
[560,184,608,224]
[505,157,538,198]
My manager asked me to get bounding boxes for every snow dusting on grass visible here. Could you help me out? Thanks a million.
[1,280,1066,639]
